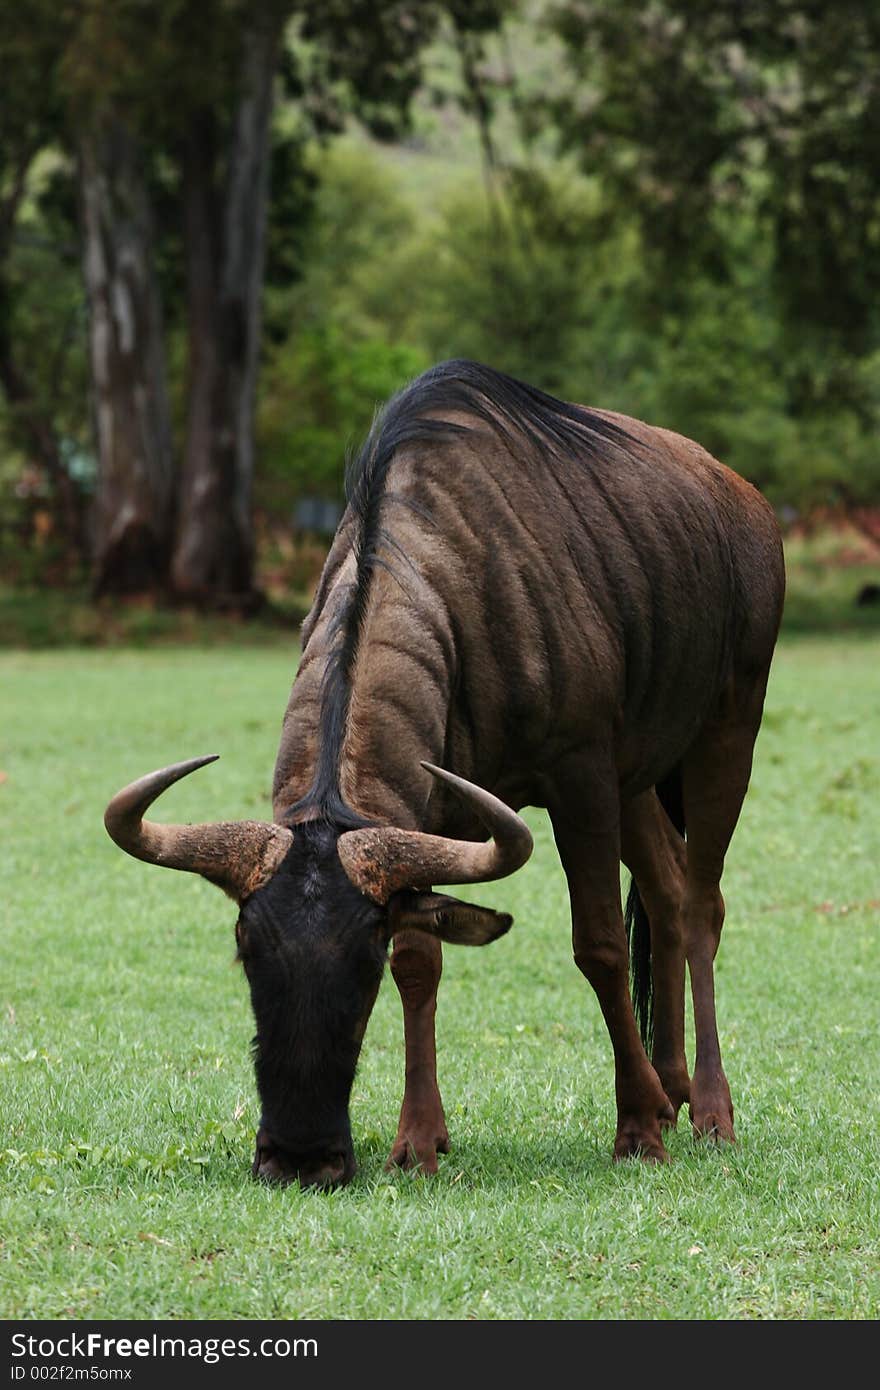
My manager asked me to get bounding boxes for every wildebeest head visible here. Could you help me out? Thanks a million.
[104,757,532,1188]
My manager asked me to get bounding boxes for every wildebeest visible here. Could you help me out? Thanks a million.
[105,359,785,1188]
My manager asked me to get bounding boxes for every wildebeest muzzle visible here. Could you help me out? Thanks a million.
[252,1126,356,1190]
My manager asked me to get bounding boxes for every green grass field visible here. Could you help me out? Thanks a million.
[1,634,878,1320]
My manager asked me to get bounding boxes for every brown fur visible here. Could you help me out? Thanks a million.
[270,364,784,1170]
[107,363,786,1182]
[276,413,782,833]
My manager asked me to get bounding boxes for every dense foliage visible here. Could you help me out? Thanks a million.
[1,1,878,601]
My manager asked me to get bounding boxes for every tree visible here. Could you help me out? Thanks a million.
[77,118,174,595]
[170,0,291,608]
[63,1,181,595]
[535,0,880,508]
[0,4,85,568]
[3,2,512,601]
[170,0,506,607]
[544,1,880,381]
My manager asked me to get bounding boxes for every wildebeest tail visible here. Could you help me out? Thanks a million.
[625,766,685,1051]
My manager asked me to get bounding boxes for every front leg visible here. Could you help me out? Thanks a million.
[551,767,674,1162]
[386,927,449,1173]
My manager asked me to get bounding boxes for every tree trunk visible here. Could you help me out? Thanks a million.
[171,9,283,609]
[79,119,173,597]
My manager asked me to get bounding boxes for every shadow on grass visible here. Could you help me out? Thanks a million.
[350,1125,688,1195]
[13,1113,751,1208]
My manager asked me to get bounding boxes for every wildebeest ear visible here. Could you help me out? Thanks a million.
[389,891,512,946]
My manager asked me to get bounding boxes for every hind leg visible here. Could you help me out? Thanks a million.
[681,690,766,1141]
[621,789,690,1119]
[551,756,674,1162]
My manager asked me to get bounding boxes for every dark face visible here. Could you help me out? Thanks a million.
[235,823,387,1189]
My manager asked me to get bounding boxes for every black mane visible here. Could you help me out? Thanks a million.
[288,359,636,825]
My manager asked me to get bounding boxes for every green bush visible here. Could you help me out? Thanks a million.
[257,326,428,509]
[257,144,431,510]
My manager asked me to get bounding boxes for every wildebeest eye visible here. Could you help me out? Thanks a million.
[436,911,450,928]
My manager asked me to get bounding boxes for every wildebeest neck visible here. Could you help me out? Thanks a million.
[275,525,458,832]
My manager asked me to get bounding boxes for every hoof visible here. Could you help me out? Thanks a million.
[385,1131,449,1175]
[690,1110,736,1144]
[690,1073,735,1143]
[613,1126,670,1163]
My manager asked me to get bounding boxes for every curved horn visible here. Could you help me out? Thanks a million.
[337,762,533,904]
[104,755,293,901]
